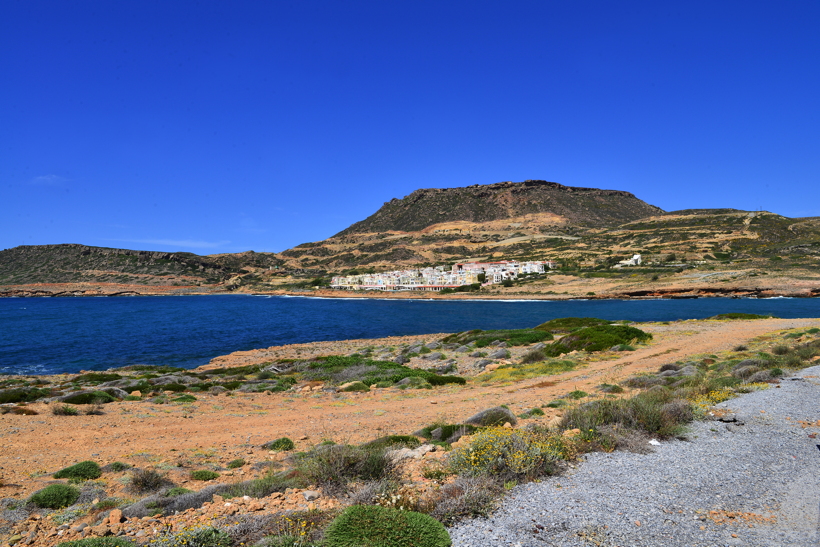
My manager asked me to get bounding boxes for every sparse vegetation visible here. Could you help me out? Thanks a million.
[52,403,80,416]
[544,325,652,356]
[263,437,295,451]
[227,458,246,469]
[129,468,171,493]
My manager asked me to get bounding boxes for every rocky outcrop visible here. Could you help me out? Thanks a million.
[336,180,664,235]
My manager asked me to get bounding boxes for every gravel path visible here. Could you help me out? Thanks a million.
[449,366,820,547]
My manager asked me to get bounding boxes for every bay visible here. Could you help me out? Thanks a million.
[1,295,818,375]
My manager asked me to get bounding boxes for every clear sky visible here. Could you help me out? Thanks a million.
[2,1,818,254]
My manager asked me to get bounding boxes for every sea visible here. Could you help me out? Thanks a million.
[1,295,819,376]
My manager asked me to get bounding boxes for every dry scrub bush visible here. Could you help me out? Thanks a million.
[429,476,502,525]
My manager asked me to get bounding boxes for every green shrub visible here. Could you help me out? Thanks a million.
[545,399,565,408]
[324,505,450,547]
[598,383,625,394]
[52,404,79,416]
[340,381,370,392]
[70,373,122,384]
[109,461,131,472]
[0,387,51,404]
[191,470,220,481]
[29,483,80,509]
[172,394,197,403]
[518,407,545,418]
[263,437,295,451]
[123,395,141,401]
[56,538,136,547]
[709,313,775,320]
[165,487,194,497]
[227,458,246,469]
[61,391,116,405]
[545,325,652,356]
[561,390,693,439]
[534,317,612,333]
[54,461,101,480]
[442,328,553,347]
[362,435,421,451]
[415,423,476,443]
[568,390,588,400]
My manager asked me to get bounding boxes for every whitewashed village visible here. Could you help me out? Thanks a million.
[331,260,558,291]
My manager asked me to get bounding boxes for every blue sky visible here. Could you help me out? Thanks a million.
[2,1,818,254]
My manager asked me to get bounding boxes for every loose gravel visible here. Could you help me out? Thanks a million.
[449,365,820,547]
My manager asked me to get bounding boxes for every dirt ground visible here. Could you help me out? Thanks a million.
[2,318,819,501]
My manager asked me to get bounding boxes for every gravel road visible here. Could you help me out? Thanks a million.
[449,365,820,547]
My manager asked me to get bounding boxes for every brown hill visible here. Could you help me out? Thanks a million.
[336,179,664,236]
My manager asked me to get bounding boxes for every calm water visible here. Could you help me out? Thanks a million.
[1,295,819,375]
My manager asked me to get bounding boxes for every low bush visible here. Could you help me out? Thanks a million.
[61,391,117,405]
[598,383,624,394]
[340,381,370,392]
[568,390,588,399]
[772,344,790,356]
[414,423,476,444]
[518,407,545,418]
[56,539,136,547]
[520,349,546,364]
[0,406,38,415]
[324,505,450,547]
[191,470,220,481]
[448,427,571,481]
[429,476,502,526]
[149,526,231,547]
[534,317,612,333]
[52,404,79,416]
[298,355,465,389]
[108,462,131,472]
[165,487,193,497]
[30,483,80,509]
[70,373,122,384]
[709,313,775,320]
[263,437,295,451]
[54,461,101,480]
[544,325,652,357]
[227,458,246,469]
[296,444,397,495]
[172,394,197,403]
[129,468,171,493]
[362,435,421,451]
[442,328,552,348]
[0,387,51,404]
[561,390,693,440]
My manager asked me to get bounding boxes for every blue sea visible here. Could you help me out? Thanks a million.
[1,295,819,375]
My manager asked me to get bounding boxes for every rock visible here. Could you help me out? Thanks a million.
[387,444,434,461]
[679,365,698,377]
[483,364,502,372]
[488,349,510,359]
[430,427,443,441]
[425,342,441,350]
[129,391,141,397]
[431,363,456,374]
[422,352,444,361]
[496,341,509,348]
[454,345,470,353]
[7,535,23,545]
[464,406,517,427]
[108,509,123,525]
[532,342,547,350]
[442,343,460,350]
[302,490,321,501]
[475,359,493,368]
[469,351,484,358]
[489,340,502,346]
[210,386,228,395]
[395,377,413,386]
[71,524,87,532]
[407,345,423,354]
[658,369,681,377]
[748,370,773,383]
[339,381,369,392]
[393,355,410,365]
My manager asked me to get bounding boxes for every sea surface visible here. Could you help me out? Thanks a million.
[1,295,819,375]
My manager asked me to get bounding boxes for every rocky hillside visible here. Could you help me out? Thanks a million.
[0,244,284,287]
[337,180,664,235]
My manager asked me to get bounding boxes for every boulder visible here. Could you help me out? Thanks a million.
[464,406,517,427]
[393,355,410,365]
[454,345,471,353]
[422,352,444,361]
[475,359,493,368]
[469,351,484,358]
[532,342,547,350]
[496,341,509,348]
[302,490,321,501]
[210,386,228,395]
[425,342,442,350]
[488,349,510,359]
[442,343,460,350]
